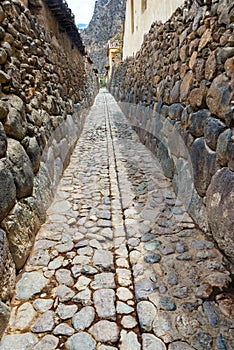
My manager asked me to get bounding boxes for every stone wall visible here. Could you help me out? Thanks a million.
[0,0,98,337]
[110,0,234,265]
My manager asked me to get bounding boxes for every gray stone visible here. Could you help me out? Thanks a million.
[1,201,39,269]
[120,330,140,350]
[117,301,134,314]
[203,301,219,327]
[141,232,156,242]
[142,333,166,350]
[73,289,92,305]
[5,105,27,141]
[94,289,116,319]
[23,137,41,173]
[121,315,137,329]
[206,168,234,264]
[16,272,48,300]
[135,279,156,301]
[72,306,95,331]
[144,240,161,251]
[91,272,116,289]
[0,333,38,350]
[0,161,16,222]
[33,335,59,350]
[159,243,175,255]
[31,311,55,333]
[65,332,96,350]
[137,301,157,332]
[144,253,161,264]
[0,229,15,302]
[55,268,74,286]
[206,73,232,120]
[190,137,217,197]
[6,139,33,198]
[204,117,226,151]
[56,303,78,320]
[93,250,114,270]
[48,256,64,270]
[168,342,195,350]
[90,320,119,343]
[160,297,176,311]
[188,110,210,137]
[33,299,53,313]
[53,323,74,336]
[0,122,7,158]
[216,129,233,167]
[12,302,36,331]
[30,250,50,267]
[0,302,10,340]
[52,285,75,302]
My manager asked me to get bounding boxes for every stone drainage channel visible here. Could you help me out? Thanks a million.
[0,90,233,350]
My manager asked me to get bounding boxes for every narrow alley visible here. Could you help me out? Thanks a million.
[0,90,233,350]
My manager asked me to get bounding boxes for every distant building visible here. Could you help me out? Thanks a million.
[123,0,184,58]
[106,40,121,82]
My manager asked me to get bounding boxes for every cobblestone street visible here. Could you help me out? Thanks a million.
[0,90,233,350]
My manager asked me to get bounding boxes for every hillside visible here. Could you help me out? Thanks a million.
[81,0,126,74]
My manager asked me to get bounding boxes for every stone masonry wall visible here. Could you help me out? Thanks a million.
[0,0,98,337]
[110,0,234,265]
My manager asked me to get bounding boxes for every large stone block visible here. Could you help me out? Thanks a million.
[190,137,217,197]
[4,96,27,140]
[1,201,39,270]
[0,160,16,222]
[206,168,234,264]
[0,122,7,158]
[0,301,10,340]
[6,139,34,199]
[0,229,15,301]
[206,74,233,120]
[204,117,226,151]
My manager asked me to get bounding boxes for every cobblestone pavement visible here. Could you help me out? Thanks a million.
[1,90,233,350]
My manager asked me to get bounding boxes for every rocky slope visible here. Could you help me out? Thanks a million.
[81,0,126,74]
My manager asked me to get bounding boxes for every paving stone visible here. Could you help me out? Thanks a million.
[160,297,176,311]
[90,320,119,343]
[55,268,74,286]
[52,285,75,302]
[135,279,157,301]
[117,301,134,314]
[137,301,157,332]
[48,256,64,270]
[91,272,116,289]
[53,323,75,336]
[11,302,36,331]
[73,289,92,305]
[117,287,133,301]
[72,306,95,331]
[0,333,38,350]
[97,346,118,350]
[120,330,140,350]
[16,272,48,300]
[55,240,74,253]
[142,333,166,350]
[74,276,92,291]
[30,250,50,266]
[144,253,161,264]
[56,303,78,320]
[121,315,137,329]
[168,342,195,350]
[31,311,55,333]
[33,299,53,313]
[65,332,96,350]
[93,250,114,270]
[33,335,59,350]
[94,289,116,319]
